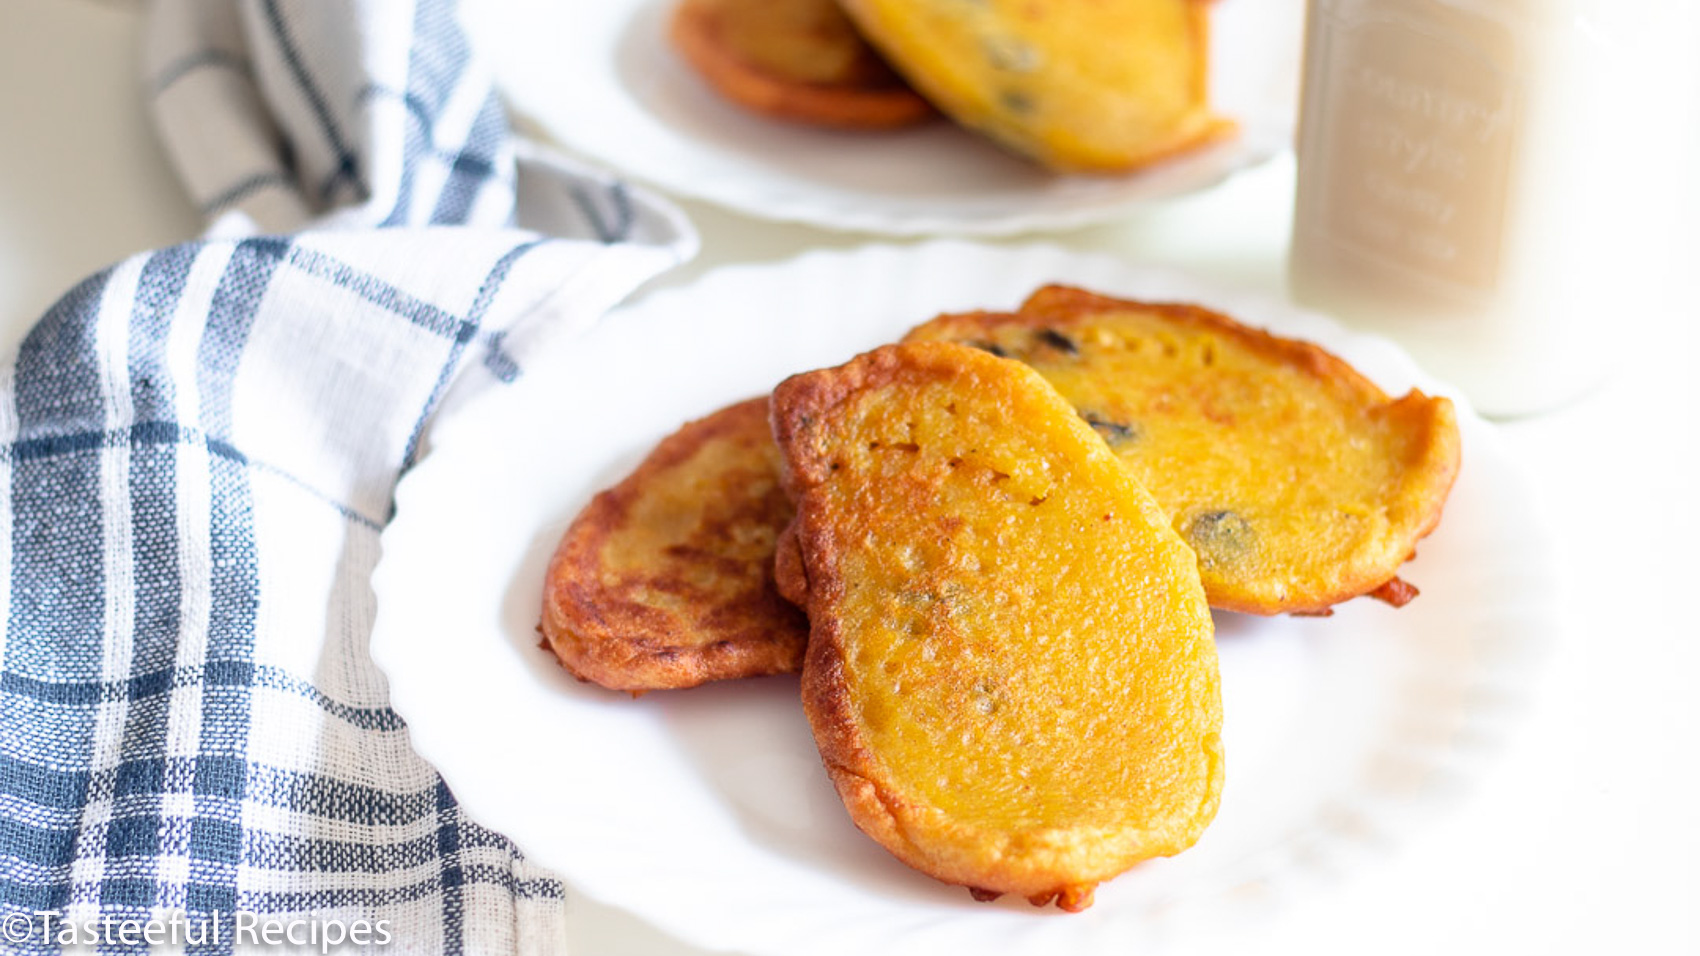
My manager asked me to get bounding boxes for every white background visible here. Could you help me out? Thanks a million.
[0,1,1695,954]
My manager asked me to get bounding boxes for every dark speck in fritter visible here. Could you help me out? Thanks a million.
[1080,413,1142,445]
[1038,328,1079,356]
[1185,509,1256,567]
[999,90,1035,115]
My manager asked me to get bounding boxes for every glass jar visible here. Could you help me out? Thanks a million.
[1288,0,1640,416]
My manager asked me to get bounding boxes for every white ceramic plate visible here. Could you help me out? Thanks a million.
[372,242,1556,956]
[465,0,1302,236]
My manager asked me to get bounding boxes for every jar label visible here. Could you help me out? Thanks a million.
[1298,2,1519,303]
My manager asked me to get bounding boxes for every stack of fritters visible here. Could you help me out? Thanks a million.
[668,0,1233,172]
[537,286,1461,908]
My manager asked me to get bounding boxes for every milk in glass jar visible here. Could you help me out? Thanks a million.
[1289,0,1641,416]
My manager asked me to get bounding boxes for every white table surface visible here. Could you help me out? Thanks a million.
[3,2,1697,954]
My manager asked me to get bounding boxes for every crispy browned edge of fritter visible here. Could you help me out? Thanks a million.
[668,0,934,130]
[539,396,807,693]
[904,285,1463,616]
[770,342,1115,912]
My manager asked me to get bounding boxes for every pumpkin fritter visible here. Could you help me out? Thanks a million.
[541,398,807,692]
[836,0,1234,171]
[771,342,1223,911]
[669,0,933,129]
[904,286,1462,615]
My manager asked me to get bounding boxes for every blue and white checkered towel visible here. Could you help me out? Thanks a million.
[0,1,695,952]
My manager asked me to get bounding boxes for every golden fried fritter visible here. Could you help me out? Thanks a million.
[836,0,1234,170]
[905,286,1462,615]
[772,342,1223,911]
[669,0,933,129]
[541,398,807,692]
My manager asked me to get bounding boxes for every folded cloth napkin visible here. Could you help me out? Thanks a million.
[0,1,695,952]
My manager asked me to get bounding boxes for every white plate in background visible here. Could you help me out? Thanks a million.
[467,0,1303,235]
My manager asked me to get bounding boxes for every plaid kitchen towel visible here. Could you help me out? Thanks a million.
[0,1,695,953]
